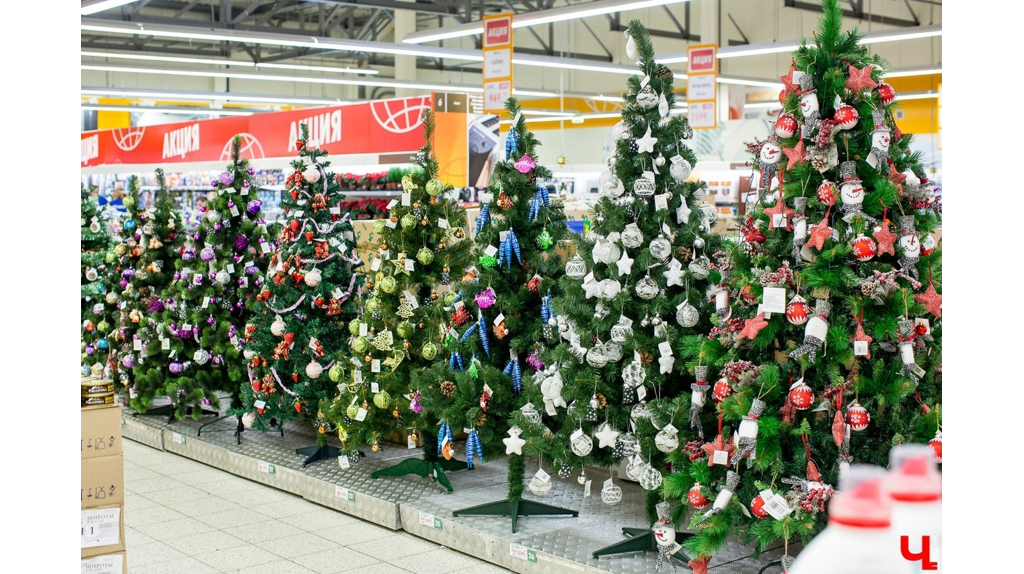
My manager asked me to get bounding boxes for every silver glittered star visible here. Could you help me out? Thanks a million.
[616,251,634,276]
[582,277,604,299]
[663,260,685,287]
[636,125,658,155]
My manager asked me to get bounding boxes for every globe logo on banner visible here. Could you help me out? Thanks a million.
[371,96,430,134]
[221,133,265,161]
[112,127,146,151]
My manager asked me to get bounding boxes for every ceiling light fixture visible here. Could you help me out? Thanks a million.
[81,87,346,106]
[81,0,140,15]
[80,50,377,74]
[80,104,253,116]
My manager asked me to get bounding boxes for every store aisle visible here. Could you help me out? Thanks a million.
[123,439,512,573]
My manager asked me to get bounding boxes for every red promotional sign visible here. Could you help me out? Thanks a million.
[483,17,511,48]
[687,47,717,74]
[81,96,432,168]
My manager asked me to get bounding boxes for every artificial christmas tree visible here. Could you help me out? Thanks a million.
[514,20,722,561]
[328,111,474,491]
[81,185,118,377]
[130,137,272,421]
[440,97,578,529]
[108,177,147,388]
[659,0,942,566]
[238,124,363,465]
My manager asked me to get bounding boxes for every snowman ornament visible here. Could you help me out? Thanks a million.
[797,74,820,139]
[652,502,683,568]
[757,134,783,191]
[689,366,710,439]
[866,108,891,172]
[837,160,874,224]
[791,197,809,262]
[897,215,921,280]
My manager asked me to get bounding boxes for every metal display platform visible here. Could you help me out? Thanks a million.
[120,402,790,573]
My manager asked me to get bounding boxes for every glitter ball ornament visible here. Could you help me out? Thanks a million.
[712,378,733,403]
[689,484,710,508]
[688,255,711,280]
[421,342,438,361]
[426,178,445,196]
[834,103,859,130]
[329,364,344,382]
[929,431,942,463]
[586,344,609,368]
[474,288,496,309]
[304,268,322,287]
[200,247,216,261]
[817,181,837,206]
[271,315,287,336]
[846,403,870,431]
[636,276,659,300]
[633,177,656,197]
[649,235,672,261]
[876,82,896,105]
[677,301,699,327]
[571,432,594,456]
[565,254,588,278]
[416,247,434,266]
[851,235,878,262]
[514,154,536,174]
[751,495,770,519]
[775,114,799,138]
[401,213,417,229]
[640,465,663,491]
[373,391,391,409]
[788,380,814,410]
[168,359,183,374]
[655,427,679,453]
[636,85,659,109]
[621,223,644,248]
[379,276,397,293]
[558,463,572,479]
[601,481,623,505]
[306,361,323,379]
[786,295,811,325]
[529,473,552,496]
[670,157,692,182]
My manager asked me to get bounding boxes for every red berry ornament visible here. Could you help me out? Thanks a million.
[928,432,942,463]
[751,495,770,519]
[785,295,810,325]
[851,234,878,262]
[689,484,710,509]
[775,114,799,138]
[876,82,896,106]
[712,378,733,403]
[788,380,814,410]
[833,103,859,130]
[817,181,837,206]
[294,402,303,413]
[846,402,870,431]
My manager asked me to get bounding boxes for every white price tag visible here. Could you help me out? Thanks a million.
[762,287,787,314]
[202,296,210,308]
[386,199,399,210]
[161,338,170,350]
[371,258,381,271]
[359,323,368,337]
[764,494,793,519]
[240,276,248,288]
[480,192,493,203]
[658,341,673,356]
[371,360,381,373]
[663,423,678,434]
[337,457,350,470]
[484,245,498,257]
[226,264,235,273]
[386,218,397,229]
[454,300,464,309]
[712,450,729,465]
[261,242,272,253]
[257,460,275,474]
[654,194,669,211]
[405,259,415,272]
[912,364,926,377]
[584,272,596,284]
[354,370,363,384]
[332,288,343,299]
[171,432,185,445]
[604,478,615,490]
[499,230,508,241]
[403,290,419,308]
[294,211,304,218]
[330,207,340,215]
[438,218,449,229]
[534,468,550,483]
[773,213,787,228]
[339,242,349,253]
[133,339,142,351]
[408,432,418,449]
[355,407,367,421]
[402,192,411,206]
[570,428,584,441]
[494,313,505,326]
[854,340,869,356]
[636,385,647,401]
[584,479,592,497]
[370,382,380,393]
[831,228,840,241]
[640,74,651,88]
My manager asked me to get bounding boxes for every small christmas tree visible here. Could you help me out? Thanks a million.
[660,0,942,565]
[131,137,272,420]
[328,111,474,492]
[109,177,147,387]
[237,124,363,465]
[81,184,118,377]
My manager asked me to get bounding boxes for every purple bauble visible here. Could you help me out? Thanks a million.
[214,223,222,231]
[119,280,128,289]
[203,398,211,406]
[213,356,222,365]
[242,180,250,188]
[169,360,184,375]
[245,265,258,276]
[173,272,181,281]
[200,247,215,261]
[247,200,262,215]
[122,354,135,369]
[93,303,104,315]
[526,349,544,371]
[206,316,215,325]
[122,268,135,279]
[234,235,249,252]
[247,168,255,175]
[219,171,234,186]
[182,247,196,261]
[85,344,95,356]
[149,299,165,313]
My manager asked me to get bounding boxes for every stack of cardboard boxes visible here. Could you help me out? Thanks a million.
[81,376,126,573]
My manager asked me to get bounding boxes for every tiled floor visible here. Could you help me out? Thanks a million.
[124,439,512,573]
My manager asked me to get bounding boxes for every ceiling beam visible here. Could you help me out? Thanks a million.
[783,0,921,27]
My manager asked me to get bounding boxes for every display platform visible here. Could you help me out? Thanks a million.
[121,400,790,573]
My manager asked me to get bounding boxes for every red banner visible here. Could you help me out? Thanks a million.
[81,96,432,168]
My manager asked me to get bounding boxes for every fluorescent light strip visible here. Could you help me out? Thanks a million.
[885,67,942,78]
[717,77,784,89]
[894,92,939,101]
[513,89,559,97]
[81,0,139,16]
[81,87,344,106]
[81,104,252,116]
[512,55,646,76]
[522,110,575,117]
[404,0,692,44]
[81,50,377,74]
[742,101,781,109]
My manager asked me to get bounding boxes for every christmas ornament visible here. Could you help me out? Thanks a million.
[783,140,808,171]
[757,134,782,189]
[876,82,896,105]
[786,295,810,325]
[688,484,709,509]
[304,268,322,287]
[649,234,672,260]
[594,423,620,449]
[851,234,878,261]
[636,85,658,109]
[669,156,692,183]
[689,366,710,438]
[751,495,770,519]
[845,64,877,93]
[635,275,659,300]
[846,402,870,431]
[738,313,768,340]
[928,431,942,463]
[565,254,587,278]
[915,278,942,318]
[897,215,921,279]
[416,247,434,266]
[789,298,830,363]
[586,343,609,368]
[763,195,795,231]
[676,300,699,328]
[655,425,679,453]
[867,109,892,172]
[788,378,814,410]
[807,213,833,252]
[833,102,859,130]
[797,74,820,138]
[712,378,733,403]
[570,430,594,457]
[731,398,766,464]
[601,480,623,505]
[621,223,644,248]
[775,114,799,138]
[514,154,536,174]
[503,427,526,455]
[695,471,740,526]
[640,464,663,491]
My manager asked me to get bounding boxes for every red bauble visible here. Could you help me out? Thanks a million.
[786,295,810,325]
[851,234,878,262]
[876,82,896,106]
[741,284,758,304]
[251,379,260,393]
[833,103,859,130]
[294,402,302,413]
[745,228,766,244]
[929,433,942,463]
[775,114,799,138]
[788,381,814,410]
[751,495,770,519]
[289,220,301,233]
[846,403,871,431]
[688,484,710,509]
[779,89,788,105]
[712,378,733,403]
[304,232,315,242]
[817,181,837,206]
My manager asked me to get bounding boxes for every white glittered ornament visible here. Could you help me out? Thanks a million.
[688,255,711,280]
[243,349,256,360]
[571,432,594,457]
[206,210,221,223]
[649,235,672,260]
[602,481,623,505]
[90,222,101,233]
[215,270,231,285]
[635,276,659,300]
[636,86,658,109]
[621,223,644,249]
[586,343,609,368]
[304,268,322,287]
[241,412,257,428]
[655,427,680,453]
[669,156,692,182]
[193,348,210,365]
[677,300,699,327]
[105,292,118,304]
[302,165,321,183]
[625,33,636,59]
[658,93,669,118]
[85,268,98,282]
[271,315,286,336]
[306,361,323,379]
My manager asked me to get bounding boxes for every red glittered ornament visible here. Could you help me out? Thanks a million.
[876,82,896,106]
[779,89,788,105]
[292,373,300,383]
[788,380,814,410]
[712,378,733,403]
[846,402,870,431]
[817,181,837,206]
[851,234,878,262]
[289,220,301,233]
[688,484,710,509]
[745,228,766,244]
[786,295,810,325]
[257,405,265,415]
[527,277,541,293]
[252,379,260,393]
[294,402,302,413]
[774,114,799,138]
[928,432,942,463]
[741,284,758,304]
[751,495,770,519]
[305,232,314,242]
[834,103,859,130]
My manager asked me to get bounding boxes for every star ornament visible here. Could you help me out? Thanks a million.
[595,423,620,449]
[783,140,808,171]
[582,277,603,299]
[391,257,411,276]
[636,125,658,155]
[738,312,768,340]
[781,65,799,94]
[503,428,526,455]
[888,160,908,193]
[701,434,736,467]
[873,222,897,256]
[853,322,873,359]
[616,251,634,277]
[659,354,676,374]
[915,280,942,318]
[663,260,684,287]
[762,195,795,230]
[845,64,878,93]
[808,216,833,251]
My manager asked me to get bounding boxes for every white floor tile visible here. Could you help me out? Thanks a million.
[133,516,216,540]
[162,529,249,554]
[289,546,381,574]
[223,519,306,543]
[195,544,282,571]
[259,532,338,559]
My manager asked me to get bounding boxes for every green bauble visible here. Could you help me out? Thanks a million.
[426,179,444,196]
[346,403,360,419]
[373,391,391,409]
[105,252,116,264]
[373,219,387,234]
[352,336,369,354]
[123,195,135,208]
[349,320,362,336]
[536,229,554,250]
[380,276,397,294]
[401,173,415,192]
[421,342,438,361]
[96,320,109,332]
[396,321,414,339]
[366,297,379,313]
[401,213,417,229]
[443,291,458,306]
[328,364,345,382]
[416,247,434,266]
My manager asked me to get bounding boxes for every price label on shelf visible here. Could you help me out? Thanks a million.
[171,432,185,445]
[257,460,275,474]
[335,485,356,501]
[510,544,538,563]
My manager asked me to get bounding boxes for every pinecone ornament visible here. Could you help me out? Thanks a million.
[656,65,674,80]
[441,380,456,397]
[861,280,877,296]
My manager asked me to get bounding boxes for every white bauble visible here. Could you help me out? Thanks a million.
[304,268,322,287]
[271,315,286,336]
[302,165,321,183]
[215,270,231,285]
[306,361,323,379]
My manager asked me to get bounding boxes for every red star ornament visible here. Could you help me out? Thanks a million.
[853,322,873,359]
[763,195,795,230]
[781,65,799,94]
[915,280,942,318]
[689,555,712,574]
[783,140,808,171]
[808,215,833,251]
[873,222,897,256]
[845,64,878,93]
[739,312,769,340]
[702,434,736,467]
[888,160,908,193]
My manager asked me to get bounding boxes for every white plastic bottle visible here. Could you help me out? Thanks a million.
[889,444,942,573]
[788,465,913,574]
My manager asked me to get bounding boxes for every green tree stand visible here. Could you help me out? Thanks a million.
[370,433,468,493]
[592,528,694,563]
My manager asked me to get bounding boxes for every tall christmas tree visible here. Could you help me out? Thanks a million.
[516,20,724,562]
[412,97,578,527]
[660,1,942,567]
[81,185,118,377]
[238,124,363,466]
[328,111,474,492]
[131,137,272,420]
[110,177,147,389]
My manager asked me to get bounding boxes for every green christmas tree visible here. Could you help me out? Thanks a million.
[237,124,363,465]
[328,111,474,491]
[109,177,147,388]
[81,184,118,377]
[660,1,942,566]
[516,20,725,556]
[131,137,272,420]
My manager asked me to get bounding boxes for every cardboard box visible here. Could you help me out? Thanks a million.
[81,505,125,558]
[81,551,126,574]
[81,403,122,459]
[82,454,124,509]
[350,219,379,268]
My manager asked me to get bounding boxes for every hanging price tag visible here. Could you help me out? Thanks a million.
[494,313,505,326]
[438,218,449,229]
[161,339,170,350]
[261,242,272,253]
[386,219,397,229]
[403,290,419,308]
[640,74,651,88]
[764,494,793,519]
[762,287,787,313]
[226,264,235,273]
[133,339,142,351]
[534,467,550,483]
[405,259,415,272]
[370,382,380,393]
[854,340,869,356]
[402,193,411,206]
[480,192,494,203]
[386,199,399,210]
[330,206,340,215]
[408,432,417,449]
[355,407,367,421]
[712,450,729,465]
[337,456,350,470]
[658,341,673,356]
[584,480,592,497]
[654,194,669,211]
[371,258,381,271]
[371,360,381,373]
[202,296,210,308]
[636,385,648,401]
[484,245,498,257]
